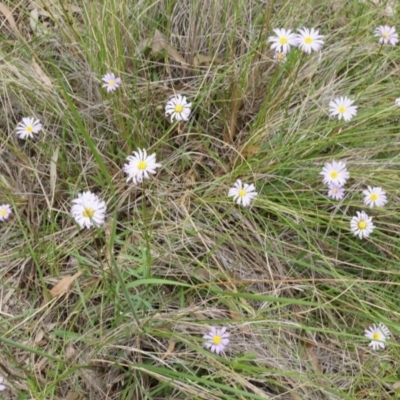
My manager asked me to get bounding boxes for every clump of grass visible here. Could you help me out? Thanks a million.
[1,0,400,399]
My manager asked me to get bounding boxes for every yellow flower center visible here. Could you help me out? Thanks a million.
[174,104,183,113]
[332,188,338,194]
[330,171,338,179]
[109,80,115,87]
[0,209,7,216]
[382,33,389,39]
[26,125,33,133]
[238,189,247,197]
[372,332,381,340]
[304,36,313,44]
[276,53,285,61]
[358,221,367,230]
[370,193,378,201]
[83,208,94,218]
[212,335,221,345]
[338,106,346,114]
[279,37,288,44]
[137,161,147,170]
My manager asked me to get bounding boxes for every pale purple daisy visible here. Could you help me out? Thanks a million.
[374,26,398,46]
[0,204,12,221]
[327,183,345,200]
[0,375,5,391]
[203,327,230,354]
[102,72,122,92]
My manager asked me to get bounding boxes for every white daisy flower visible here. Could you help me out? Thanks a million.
[329,97,358,121]
[71,191,106,229]
[15,117,43,139]
[267,28,297,54]
[395,98,400,107]
[364,323,390,350]
[374,25,398,46]
[228,179,257,207]
[203,327,230,354]
[0,375,5,391]
[102,72,122,92]
[0,204,12,222]
[295,27,324,54]
[165,94,192,122]
[274,51,287,63]
[123,148,162,185]
[327,183,345,200]
[320,160,350,187]
[350,211,375,239]
[363,186,388,208]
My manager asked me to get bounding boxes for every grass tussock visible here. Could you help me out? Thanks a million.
[1,0,400,399]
